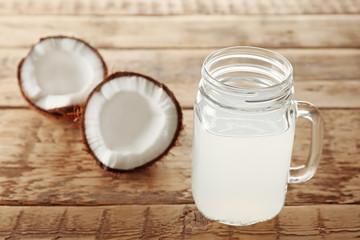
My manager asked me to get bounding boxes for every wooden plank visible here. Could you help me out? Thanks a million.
[0,109,358,206]
[6,48,360,81]
[293,80,360,109]
[2,48,360,108]
[4,77,359,109]
[0,0,359,15]
[0,15,359,48]
[0,205,359,239]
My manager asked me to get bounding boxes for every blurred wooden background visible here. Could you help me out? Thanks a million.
[0,0,359,239]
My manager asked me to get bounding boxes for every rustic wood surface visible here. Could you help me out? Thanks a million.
[0,15,359,48]
[0,205,359,239]
[2,49,360,108]
[0,0,359,15]
[0,109,359,206]
[0,0,359,239]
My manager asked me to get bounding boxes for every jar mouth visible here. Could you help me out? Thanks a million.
[202,46,293,93]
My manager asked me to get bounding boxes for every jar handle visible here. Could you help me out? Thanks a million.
[288,101,324,184]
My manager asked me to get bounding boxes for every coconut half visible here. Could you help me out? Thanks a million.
[82,72,182,172]
[18,36,107,118]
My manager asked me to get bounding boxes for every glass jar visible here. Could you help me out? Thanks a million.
[192,46,324,226]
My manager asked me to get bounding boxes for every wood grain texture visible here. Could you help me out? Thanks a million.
[0,109,358,206]
[0,205,359,239]
[3,48,360,108]
[0,15,359,48]
[0,0,358,238]
[0,0,359,15]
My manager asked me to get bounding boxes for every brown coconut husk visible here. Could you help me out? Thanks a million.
[81,71,183,173]
[17,35,107,119]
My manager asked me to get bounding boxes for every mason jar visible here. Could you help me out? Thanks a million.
[192,46,324,226]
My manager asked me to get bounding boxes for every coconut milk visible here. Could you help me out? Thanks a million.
[192,115,295,225]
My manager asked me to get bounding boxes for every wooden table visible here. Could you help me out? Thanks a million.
[0,0,359,239]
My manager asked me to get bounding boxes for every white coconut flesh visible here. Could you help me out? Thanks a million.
[20,37,105,110]
[84,75,180,170]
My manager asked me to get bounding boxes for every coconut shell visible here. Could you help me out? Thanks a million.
[17,36,107,119]
[81,71,183,173]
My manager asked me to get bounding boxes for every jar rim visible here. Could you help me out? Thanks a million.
[202,46,293,93]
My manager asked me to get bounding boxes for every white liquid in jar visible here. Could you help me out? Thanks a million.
[192,115,295,226]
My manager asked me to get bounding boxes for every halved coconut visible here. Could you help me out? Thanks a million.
[82,72,182,172]
[18,36,107,119]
